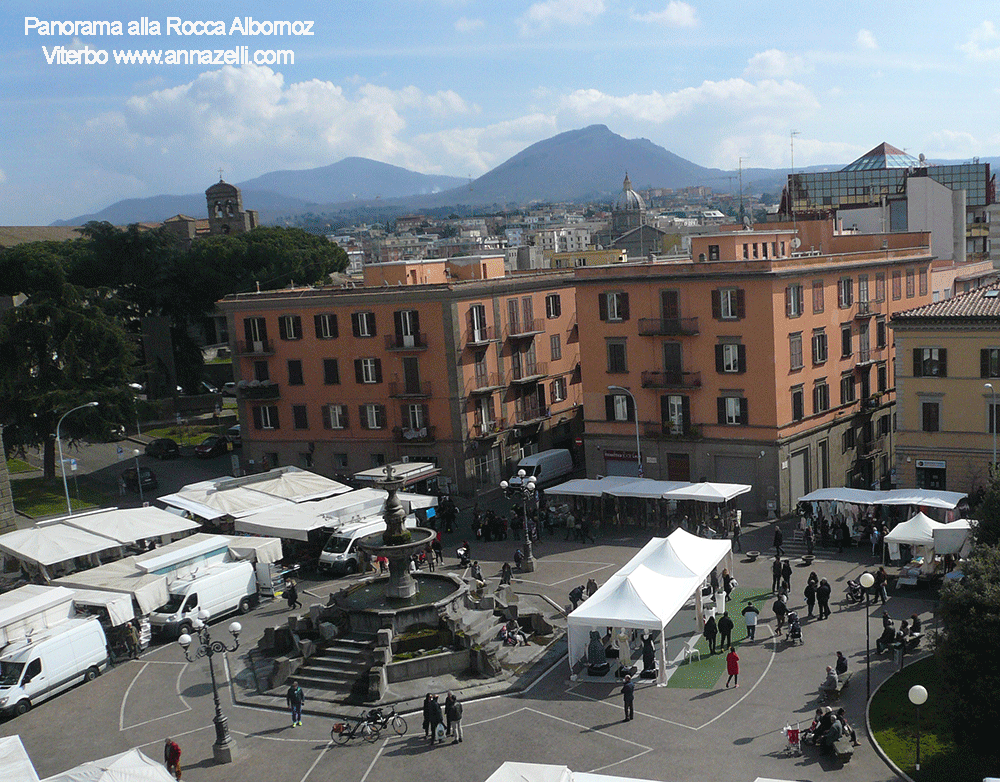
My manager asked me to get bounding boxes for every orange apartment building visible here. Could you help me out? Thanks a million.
[217,255,582,495]
[576,220,934,518]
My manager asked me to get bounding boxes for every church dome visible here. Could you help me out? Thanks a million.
[206,179,239,197]
[614,173,645,211]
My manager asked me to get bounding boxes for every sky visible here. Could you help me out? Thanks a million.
[4,1,1000,225]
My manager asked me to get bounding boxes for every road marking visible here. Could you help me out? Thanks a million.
[693,626,777,731]
[119,662,191,731]
[358,735,389,782]
[298,739,335,782]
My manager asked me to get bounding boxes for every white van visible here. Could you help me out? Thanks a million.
[514,449,575,486]
[149,561,257,637]
[318,516,418,575]
[0,616,109,716]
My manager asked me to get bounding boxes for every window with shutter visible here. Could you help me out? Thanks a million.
[288,360,304,386]
[315,313,338,339]
[292,405,308,429]
[323,359,340,385]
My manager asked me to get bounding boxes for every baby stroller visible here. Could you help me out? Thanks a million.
[787,611,803,645]
[457,547,471,568]
[783,723,801,756]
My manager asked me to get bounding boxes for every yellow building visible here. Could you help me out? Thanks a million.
[551,248,627,268]
[891,284,1000,493]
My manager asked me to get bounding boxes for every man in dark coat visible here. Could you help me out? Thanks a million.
[446,692,464,742]
[773,527,784,556]
[703,615,718,654]
[286,679,305,727]
[428,694,445,743]
[717,612,734,649]
[816,578,832,620]
[771,556,783,593]
[621,674,635,721]
[804,579,817,617]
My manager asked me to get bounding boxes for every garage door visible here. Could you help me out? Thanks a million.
[789,448,810,505]
[713,456,757,518]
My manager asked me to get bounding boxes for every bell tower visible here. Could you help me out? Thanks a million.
[205,177,258,236]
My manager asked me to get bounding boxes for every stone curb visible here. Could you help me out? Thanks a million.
[865,652,931,782]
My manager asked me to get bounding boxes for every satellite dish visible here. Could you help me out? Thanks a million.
[742,215,752,231]
[791,237,802,250]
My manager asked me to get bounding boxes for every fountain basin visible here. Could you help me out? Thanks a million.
[333,572,468,635]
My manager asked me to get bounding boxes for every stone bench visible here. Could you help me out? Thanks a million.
[820,670,852,702]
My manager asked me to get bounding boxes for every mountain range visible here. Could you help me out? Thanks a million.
[53,125,1000,227]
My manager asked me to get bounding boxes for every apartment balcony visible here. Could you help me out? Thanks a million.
[465,326,498,346]
[466,372,503,395]
[506,318,544,339]
[640,370,702,389]
[859,436,886,458]
[384,333,429,351]
[392,425,436,444]
[514,403,549,425]
[238,381,280,400]
[237,339,274,356]
[388,381,432,398]
[508,362,548,384]
[637,317,699,336]
[854,301,875,319]
[643,422,702,440]
[855,347,883,368]
[471,418,507,439]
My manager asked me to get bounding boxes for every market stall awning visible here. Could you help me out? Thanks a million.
[0,524,122,568]
[884,512,946,546]
[0,736,38,782]
[546,476,645,498]
[213,466,352,503]
[40,748,175,782]
[798,487,967,509]
[58,507,199,544]
[609,479,689,499]
[662,482,751,503]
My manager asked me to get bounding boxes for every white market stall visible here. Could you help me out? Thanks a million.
[0,736,38,782]
[0,524,124,580]
[0,585,77,646]
[40,749,175,782]
[485,762,656,782]
[932,519,973,557]
[60,507,199,547]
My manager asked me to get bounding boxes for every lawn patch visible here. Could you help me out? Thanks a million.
[11,476,107,517]
[6,458,38,474]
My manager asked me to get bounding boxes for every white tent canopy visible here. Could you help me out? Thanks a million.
[54,561,169,615]
[548,477,752,504]
[546,477,645,498]
[0,736,38,782]
[485,762,647,782]
[798,487,966,510]
[0,586,76,646]
[610,480,688,498]
[57,507,199,544]
[884,512,947,546]
[0,524,122,568]
[662,482,751,502]
[70,589,136,626]
[40,749,175,782]
[933,519,973,556]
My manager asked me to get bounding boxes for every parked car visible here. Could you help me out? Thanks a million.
[222,382,237,397]
[226,424,241,448]
[120,466,158,492]
[194,435,228,458]
[145,438,179,460]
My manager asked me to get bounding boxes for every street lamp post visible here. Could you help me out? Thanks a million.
[57,402,99,515]
[501,469,537,572]
[987,383,996,474]
[178,611,242,764]
[608,385,642,478]
[859,571,875,704]
[132,449,144,504]
[908,684,928,772]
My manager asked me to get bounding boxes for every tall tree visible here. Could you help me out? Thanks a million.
[0,243,136,477]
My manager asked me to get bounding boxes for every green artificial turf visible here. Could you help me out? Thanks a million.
[667,587,770,689]
[870,655,995,782]
[11,476,107,517]
[5,458,38,474]
[142,424,228,446]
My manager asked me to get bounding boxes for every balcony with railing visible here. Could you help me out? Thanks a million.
[514,402,549,425]
[471,418,507,438]
[238,381,280,400]
[643,421,702,440]
[237,339,274,356]
[640,370,702,389]
[465,325,497,346]
[859,435,885,457]
[508,361,548,384]
[388,381,432,398]
[466,372,503,395]
[638,317,699,336]
[392,425,436,443]
[855,346,883,368]
[506,318,544,339]
[854,300,875,319]
[384,333,429,351]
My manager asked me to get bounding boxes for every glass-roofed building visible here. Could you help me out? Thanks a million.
[780,142,997,299]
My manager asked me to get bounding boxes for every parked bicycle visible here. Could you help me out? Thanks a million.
[331,713,380,744]
[367,704,407,736]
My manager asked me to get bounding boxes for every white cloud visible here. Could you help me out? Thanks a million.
[629,1,697,27]
[743,49,809,79]
[960,21,1000,61]
[924,130,980,159]
[0,167,6,184]
[74,65,478,190]
[558,79,819,125]
[454,16,485,34]
[856,29,878,50]
[414,114,559,174]
[518,0,605,34]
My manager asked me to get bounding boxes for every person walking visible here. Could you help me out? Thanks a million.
[873,566,889,604]
[725,647,740,688]
[446,692,464,742]
[285,580,301,610]
[717,611,734,650]
[781,559,792,594]
[428,693,445,744]
[731,514,743,553]
[804,579,817,618]
[773,526,784,557]
[771,556,782,594]
[703,614,719,654]
[286,679,305,727]
[772,594,788,635]
[621,674,635,721]
[422,693,434,738]
[721,568,735,600]
[163,739,182,781]
[741,602,760,641]
[816,578,832,620]
[126,621,141,659]
[804,525,815,556]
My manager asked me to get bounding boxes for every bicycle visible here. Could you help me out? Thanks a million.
[331,713,380,744]
[367,705,407,736]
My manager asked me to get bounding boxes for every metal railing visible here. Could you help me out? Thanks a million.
[637,317,699,336]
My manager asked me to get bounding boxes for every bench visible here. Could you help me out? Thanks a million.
[832,737,854,763]
[820,671,853,701]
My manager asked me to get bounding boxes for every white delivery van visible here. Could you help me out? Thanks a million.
[0,616,109,717]
[149,561,257,636]
[514,449,574,486]
[318,515,418,575]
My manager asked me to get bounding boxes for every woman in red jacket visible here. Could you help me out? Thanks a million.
[725,647,740,688]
